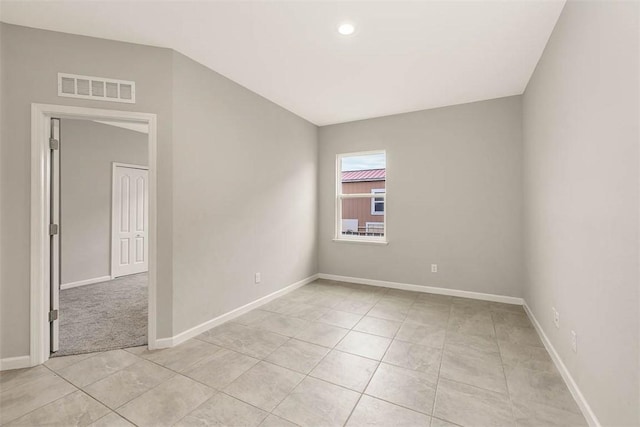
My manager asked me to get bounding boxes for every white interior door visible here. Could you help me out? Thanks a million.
[50,118,61,353]
[112,164,149,278]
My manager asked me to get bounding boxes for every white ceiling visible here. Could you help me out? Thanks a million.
[0,0,565,125]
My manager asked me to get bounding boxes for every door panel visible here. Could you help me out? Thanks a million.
[50,118,61,353]
[136,177,145,231]
[112,165,149,277]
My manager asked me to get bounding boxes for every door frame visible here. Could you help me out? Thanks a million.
[30,103,158,366]
[111,162,150,279]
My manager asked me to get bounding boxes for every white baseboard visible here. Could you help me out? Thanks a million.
[61,275,111,290]
[523,302,601,427]
[155,273,320,349]
[0,355,31,371]
[318,273,523,305]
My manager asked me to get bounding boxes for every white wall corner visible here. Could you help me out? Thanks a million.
[318,273,523,305]
[155,273,320,349]
[523,302,602,427]
[0,355,32,371]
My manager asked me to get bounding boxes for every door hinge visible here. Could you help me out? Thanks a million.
[49,138,59,150]
[49,224,59,236]
[48,309,58,322]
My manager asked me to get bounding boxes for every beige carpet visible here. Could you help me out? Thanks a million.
[53,273,148,357]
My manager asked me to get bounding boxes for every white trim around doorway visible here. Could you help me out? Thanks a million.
[30,103,158,367]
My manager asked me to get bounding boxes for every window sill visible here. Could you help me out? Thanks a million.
[332,238,389,246]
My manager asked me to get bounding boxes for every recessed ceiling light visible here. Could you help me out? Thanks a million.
[338,23,355,36]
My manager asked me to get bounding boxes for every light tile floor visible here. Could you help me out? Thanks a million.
[0,279,588,426]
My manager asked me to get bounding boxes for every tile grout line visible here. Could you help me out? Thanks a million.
[491,310,519,424]
[2,365,84,425]
[243,283,389,425]
[342,287,421,426]
[27,281,525,427]
[44,359,152,427]
[265,284,388,426]
[157,283,387,427]
[43,350,164,426]
[187,290,539,423]
[109,289,448,425]
[431,302,453,425]
[51,350,173,421]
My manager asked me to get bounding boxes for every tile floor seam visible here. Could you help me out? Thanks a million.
[358,390,438,418]
[1,365,83,425]
[437,306,524,398]
[181,319,362,415]
[431,415,464,427]
[220,389,294,417]
[90,410,126,426]
[0,366,52,394]
[195,327,289,361]
[97,370,180,412]
[7,281,582,427]
[431,302,452,424]
[97,352,219,415]
[46,348,103,367]
[268,369,361,425]
[265,348,367,424]
[435,374,513,398]
[437,355,516,397]
[145,361,214,390]
[491,308,519,425]
[217,359,306,412]
[265,285,392,427]
[264,338,330,374]
[52,350,143,390]
[115,375,216,427]
[342,288,419,426]
[113,410,140,427]
[164,342,360,425]
[52,293,448,404]
[169,389,275,427]
[43,352,166,427]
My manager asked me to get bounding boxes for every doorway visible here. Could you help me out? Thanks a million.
[30,104,158,365]
[54,119,149,356]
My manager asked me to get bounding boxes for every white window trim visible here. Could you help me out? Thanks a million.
[371,188,385,215]
[335,150,387,243]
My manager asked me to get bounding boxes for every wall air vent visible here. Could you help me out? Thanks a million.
[57,73,136,104]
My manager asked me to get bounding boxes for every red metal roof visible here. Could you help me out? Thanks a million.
[342,168,386,182]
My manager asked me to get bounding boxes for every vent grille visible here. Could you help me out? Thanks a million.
[57,73,136,104]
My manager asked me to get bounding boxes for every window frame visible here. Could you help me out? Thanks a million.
[370,188,385,215]
[335,150,387,244]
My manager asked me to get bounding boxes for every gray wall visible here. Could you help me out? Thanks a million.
[0,24,318,359]
[318,96,523,297]
[522,1,639,425]
[171,52,318,334]
[0,23,175,358]
[61,119,148,285]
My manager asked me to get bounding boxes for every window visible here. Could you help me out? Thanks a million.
[336,151,386,243]
[371,189,385,215]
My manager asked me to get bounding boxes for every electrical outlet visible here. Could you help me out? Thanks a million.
[431,264,438,273]
[255,272,261,284]
[571,330,577,353]
[553,307,560,329]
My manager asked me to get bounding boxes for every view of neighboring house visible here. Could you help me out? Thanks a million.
[341,168,385,236]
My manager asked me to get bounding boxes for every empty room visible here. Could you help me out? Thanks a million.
[0,1,638,427]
